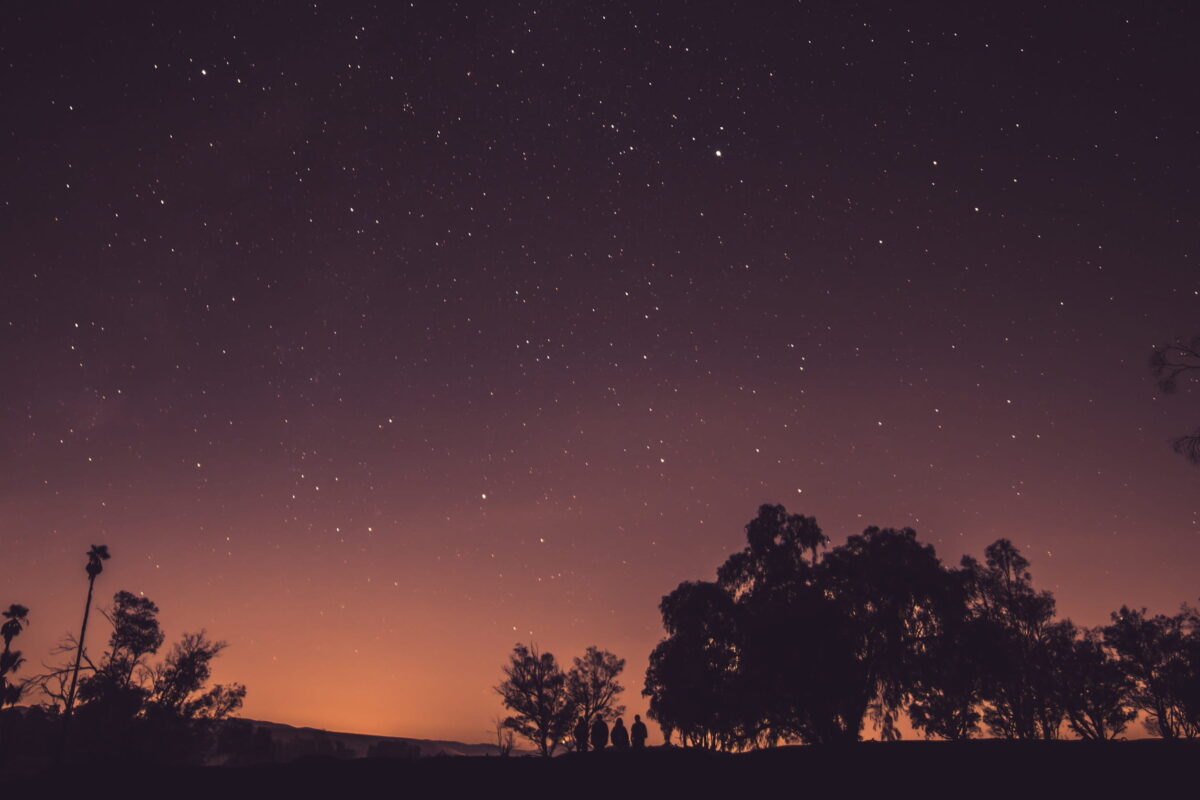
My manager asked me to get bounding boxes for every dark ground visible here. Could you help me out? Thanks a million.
[4,741,1195,799]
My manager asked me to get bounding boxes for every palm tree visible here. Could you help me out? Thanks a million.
[0,603,30,763]
[0,604,29,651]
[1,603,30,706]
[64,545,110,718]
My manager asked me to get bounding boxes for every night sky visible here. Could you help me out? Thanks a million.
[3,2,1198,743]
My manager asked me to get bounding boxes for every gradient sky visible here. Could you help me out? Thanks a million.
[2,2,1198,744]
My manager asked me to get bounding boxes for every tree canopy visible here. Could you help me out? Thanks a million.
[643,503,1200,748]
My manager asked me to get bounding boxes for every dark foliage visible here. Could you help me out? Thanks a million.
[494,643,575,756]
[29,587,245,767]
[643,581,740,747]
[1103,606,1200,738]
[646,507,953,746]
[963,540,1062,739]
[1149,336,1200,463]
[644,503,1200,749]
[1056,626,1136,740]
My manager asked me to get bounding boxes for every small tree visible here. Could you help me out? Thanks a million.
[1103,606,1197,738]
[495,643,575,756]
[492,715,515,756]
[1056,626,1135,740]
[567,647,625,753]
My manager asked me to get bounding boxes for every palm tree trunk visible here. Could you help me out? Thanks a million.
[64,573,96,718]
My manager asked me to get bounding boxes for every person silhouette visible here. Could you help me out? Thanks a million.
[611,717,629,749]
[574,716,589,753]
[590,716,609,751]
[631,714,648,749]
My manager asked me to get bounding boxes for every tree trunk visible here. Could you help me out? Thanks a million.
[64,573,96,718]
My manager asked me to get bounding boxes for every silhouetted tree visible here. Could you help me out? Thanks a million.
[643,581,740,748]
[149,631,245,719]
[69,592,167,751]
[106,591,165,678]
[818,526,950,742]
[644,502,1200,747]
[1150,335,1200,463]
[136,630,246,763]
[717,505,827,599]
[1103,606,1199,738]
[0,603,30,762]
[716,505,830,747]
[907,569,984,740]
[77,591,165,714]
[38,588,245,764]
[647,508,956,747]
[964,540,1063,739]
[1,603,30,709]
[65,544,110,720]
[567,646,625,753]
[1055,624,1135,740]
[1180,614,1200,734]
[495,643,575,756]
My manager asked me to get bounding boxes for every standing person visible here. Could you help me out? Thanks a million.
[631,715,648,749]
[590,716,609,751]
[574,716,589,753]
[611,717,629,749]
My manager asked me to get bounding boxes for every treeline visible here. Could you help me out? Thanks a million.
[0,546,244,768]
[641,504,1200,748]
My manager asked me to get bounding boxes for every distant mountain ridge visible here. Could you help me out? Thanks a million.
[236,717,524,758]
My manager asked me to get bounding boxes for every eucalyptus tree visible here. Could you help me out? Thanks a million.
[1056,625,1135,740]
[495,643,575,756]
[1104,606,1199,739]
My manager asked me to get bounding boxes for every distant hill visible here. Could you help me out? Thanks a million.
[234,717,526,759]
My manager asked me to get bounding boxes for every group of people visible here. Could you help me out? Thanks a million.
[573,713,648,752]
